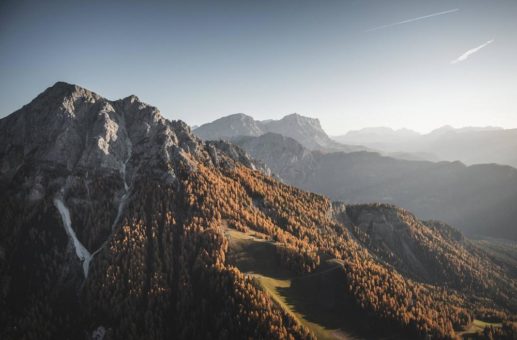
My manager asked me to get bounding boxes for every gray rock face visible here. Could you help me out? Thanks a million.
[205,139,271,176]
[193,113,264,141]
[261,113,342,151]
[194,112,368,153]
[0,82,211,185]
[232,133,316,184]
[0,83,212,279]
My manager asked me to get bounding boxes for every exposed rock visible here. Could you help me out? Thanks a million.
[194,113,368,153]
[193,113,263,141]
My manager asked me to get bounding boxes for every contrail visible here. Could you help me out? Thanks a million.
[451,39,494,64]
[365,8,459,32]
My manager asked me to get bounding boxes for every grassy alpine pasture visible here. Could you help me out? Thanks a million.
[225,227,365,340]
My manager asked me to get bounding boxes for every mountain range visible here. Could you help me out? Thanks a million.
[334,126,517,168]
[0,83,516,339]
[194,113,367,153]
[232,133,517,241]
[195,115,517,241]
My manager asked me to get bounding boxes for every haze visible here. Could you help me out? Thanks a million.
[1,0,516,135]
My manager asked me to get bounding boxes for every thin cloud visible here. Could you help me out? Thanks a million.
[365,8,459,32]
[451,39,494,64]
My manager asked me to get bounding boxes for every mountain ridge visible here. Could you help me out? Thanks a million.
[232,132,517,240]
[334,125,517,167]
[194,112,367,153]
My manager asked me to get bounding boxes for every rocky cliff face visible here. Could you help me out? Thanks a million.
[0,82,207,184]
[232,133,317,183]
[261,113,344,151]
[0,82,216,280]
[192,113,263,141]
[194,112,367,152]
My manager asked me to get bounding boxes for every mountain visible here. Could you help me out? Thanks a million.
[335,127,420,146]
[194,113,367,152]
[260,113,348,151]
[232,133,317,185]
[192,113,263,141]
[333,202,515,301]
[334,126,517,167]
[1,83,516,339]
[233,133,517,241]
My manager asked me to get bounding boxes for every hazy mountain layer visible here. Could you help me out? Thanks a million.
[194,113,367,153]
[233,133,517,241]
[334,126,517,167]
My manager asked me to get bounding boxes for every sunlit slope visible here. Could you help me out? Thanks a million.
[226,227,381,340]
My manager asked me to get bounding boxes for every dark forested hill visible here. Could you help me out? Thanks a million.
[0,83,515,340]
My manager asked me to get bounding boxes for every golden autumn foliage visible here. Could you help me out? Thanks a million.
[1,152,515,340]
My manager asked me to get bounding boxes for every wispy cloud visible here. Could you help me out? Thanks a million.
[450,39,494,64]
[365,8,459,32]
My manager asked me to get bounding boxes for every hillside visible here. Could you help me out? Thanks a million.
[0,83,515,339]
[333,203,516,308]
[232,133,517,241]
[225,227,366,340]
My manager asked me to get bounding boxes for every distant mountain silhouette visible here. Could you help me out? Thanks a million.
[334,126,517,167]
[194,113,367,152]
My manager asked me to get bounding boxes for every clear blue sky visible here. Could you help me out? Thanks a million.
[1,0,516,134]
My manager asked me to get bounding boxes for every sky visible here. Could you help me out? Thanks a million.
[0,0,516,135]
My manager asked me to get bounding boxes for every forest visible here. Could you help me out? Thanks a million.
[1,145,516,339]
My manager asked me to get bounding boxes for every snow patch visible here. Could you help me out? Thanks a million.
[54,196,92,278]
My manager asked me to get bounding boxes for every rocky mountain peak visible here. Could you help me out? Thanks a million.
[0,82,208,185]
[193,112,263,141]
[229,112,254,120]
[41,81,100,100]
[279,113,322,128]
[121,94,140,103]
[195,112,369,153]
[263,113,339,151]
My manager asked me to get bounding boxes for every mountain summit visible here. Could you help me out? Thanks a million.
[192,113,263,141]
[0,81,204,183]
[194,113,367,152]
